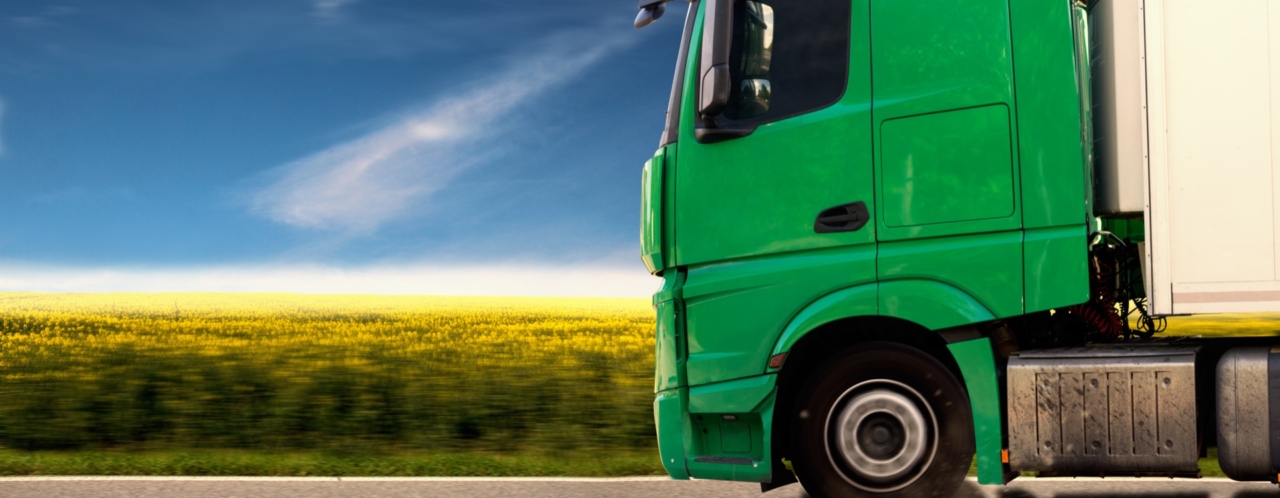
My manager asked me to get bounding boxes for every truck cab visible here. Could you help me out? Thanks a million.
[638,0,1280,496]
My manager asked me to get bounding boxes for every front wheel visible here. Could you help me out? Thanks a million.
[791,342,973,498]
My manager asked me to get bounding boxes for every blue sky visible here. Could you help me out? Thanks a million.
[0,1,687,296]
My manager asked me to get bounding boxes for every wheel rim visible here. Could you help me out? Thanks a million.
[825,379,938,492]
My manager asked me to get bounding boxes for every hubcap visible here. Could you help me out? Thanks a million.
[826,381,937,492]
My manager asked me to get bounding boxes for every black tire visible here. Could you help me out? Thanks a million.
[790,342,973,498]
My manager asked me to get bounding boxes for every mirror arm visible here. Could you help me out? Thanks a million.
[638,0,672,9]
[639,0,693,9]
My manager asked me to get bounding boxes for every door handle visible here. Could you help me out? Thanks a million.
[814,201,869,233]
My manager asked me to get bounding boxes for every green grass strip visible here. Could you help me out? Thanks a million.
[0,448,1230,479]
[0,450,666,477]
[1199,448,1224,478]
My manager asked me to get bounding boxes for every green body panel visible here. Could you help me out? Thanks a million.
[643,0,1098,486]
[1070,4,1097,225]
[879,231,1023,320]
[685,383,775,483]
[646,375,777,484]
[654,270,687,392]
[660,386,691,478]
[674,0,874,267]
[871,0,1021,243]
[881,105,1016,228]
[1103,217,1144,243]
[947,338,1004,485]
[675,108,876,264]
[654,388,691,479]
[683,246,876,386]
[1010,0,1090,230]
[640,148,667,275]
[879,280,996,331]
[689,374,776,414]
[1025,225,1089,313]
[663,143,680,270]
[870,0,1027,328]
[688,377,775,481]
[1012,0,1092,312]
[768,284,878,362]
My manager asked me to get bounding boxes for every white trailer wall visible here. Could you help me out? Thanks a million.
[1095,0,1280,314]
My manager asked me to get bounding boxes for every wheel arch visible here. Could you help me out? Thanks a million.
[766,280,998,479]
[769,278,997,359]
[771,316,968,453]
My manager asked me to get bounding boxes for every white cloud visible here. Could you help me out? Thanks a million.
[0,263,659,298]
[7,6,80,28]
[246,31,626,233]
[312,0,359,20]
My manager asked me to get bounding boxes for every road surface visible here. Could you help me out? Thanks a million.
[0,476,1276,498]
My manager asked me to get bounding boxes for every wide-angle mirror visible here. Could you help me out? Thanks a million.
[740,1,773,78]
[732,79,771,118]
[725,1,772,119]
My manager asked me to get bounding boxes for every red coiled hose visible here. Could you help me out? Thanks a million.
[1065,255,1124,339]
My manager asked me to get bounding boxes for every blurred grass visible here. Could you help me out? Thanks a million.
[1158,313,1280,338]
[0,293,658,460]
[1,293,1277,476]
[1200,447,1224,477]
[0,449,665,476]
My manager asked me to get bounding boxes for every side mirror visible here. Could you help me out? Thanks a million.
[634,2,666,29]
[727,2,772,119]
[695,0,773,143]
[698,0,733,119]
[740,2,772,78]
[733,79,771,119]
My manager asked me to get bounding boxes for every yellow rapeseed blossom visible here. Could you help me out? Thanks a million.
[0,293,657,452]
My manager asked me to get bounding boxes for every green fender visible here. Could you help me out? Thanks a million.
[770,279,997,358]
[878,279,997,330]
[948,338,1005,485]
[767,280,1004,485]
[768,283,878,358]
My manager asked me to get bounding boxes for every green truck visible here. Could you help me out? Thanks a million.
[636,0,1280,495]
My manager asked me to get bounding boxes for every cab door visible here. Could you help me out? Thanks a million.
[673,0,876,387]
[870,0,1024,323]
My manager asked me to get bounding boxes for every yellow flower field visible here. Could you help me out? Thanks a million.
[1158,313,1280,338]
[3,292,1275,457]
[0,293,657,453]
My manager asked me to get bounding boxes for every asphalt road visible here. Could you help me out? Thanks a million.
[0,476,1276,498]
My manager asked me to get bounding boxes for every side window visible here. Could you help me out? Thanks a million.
[714,0,851,126]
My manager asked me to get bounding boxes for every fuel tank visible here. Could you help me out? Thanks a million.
[1216,346,1276,481]
[1007,346,1199,475]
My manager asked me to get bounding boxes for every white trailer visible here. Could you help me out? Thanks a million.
[1093,0,1280,315]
